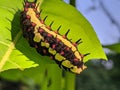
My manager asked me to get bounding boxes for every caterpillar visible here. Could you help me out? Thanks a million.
[20,0,89,74]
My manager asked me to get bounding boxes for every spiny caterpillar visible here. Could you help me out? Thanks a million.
[20,0,90,74]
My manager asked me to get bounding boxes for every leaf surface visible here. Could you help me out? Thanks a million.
[0,0,107,72]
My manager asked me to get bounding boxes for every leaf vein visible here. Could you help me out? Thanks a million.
[0,31,22,72]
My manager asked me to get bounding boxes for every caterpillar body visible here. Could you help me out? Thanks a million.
[20,0,89,74]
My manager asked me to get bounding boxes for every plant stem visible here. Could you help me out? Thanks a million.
[47,64,62,90]
[64,72,76,90]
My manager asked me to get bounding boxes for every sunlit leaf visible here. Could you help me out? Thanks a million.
[39,0,107,62]
[0,0,107,72]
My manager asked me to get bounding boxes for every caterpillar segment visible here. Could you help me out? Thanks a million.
[20,0,89,74]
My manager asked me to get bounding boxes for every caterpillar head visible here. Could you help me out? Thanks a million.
[24,0,37,8]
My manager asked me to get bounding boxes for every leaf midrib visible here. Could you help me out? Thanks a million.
[0,30,22,72]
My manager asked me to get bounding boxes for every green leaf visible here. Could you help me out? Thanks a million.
[0,0,39,72]
[103,43,120,53]
[0,0,107,72]
[39,0,107,61]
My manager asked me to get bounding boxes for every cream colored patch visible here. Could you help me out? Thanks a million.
[70,65,87,74]
[62,60,87,74]
[49,48,56,55]
[27,8,82,61]
[74,51,82,60]
[41,42,49,48]
[55,53,65,61]
[33,33,43,42]
[62,60,72,68]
